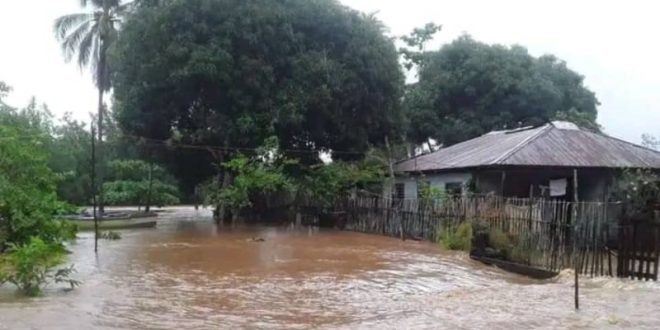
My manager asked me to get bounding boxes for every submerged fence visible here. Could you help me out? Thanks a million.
[300,194,660,280]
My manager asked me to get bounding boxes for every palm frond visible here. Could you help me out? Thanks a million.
[53,13,94,40]
[61,21,93,64]
[58,0,124,90]
[76,27,96,68]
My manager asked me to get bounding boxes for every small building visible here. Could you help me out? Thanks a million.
[391,121,660,201]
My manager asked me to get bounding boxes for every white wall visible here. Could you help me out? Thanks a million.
[392,172,472,199]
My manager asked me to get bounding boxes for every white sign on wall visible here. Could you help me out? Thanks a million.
[549,178,568,197]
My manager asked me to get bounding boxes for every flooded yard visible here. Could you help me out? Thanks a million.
[1,207,659,329]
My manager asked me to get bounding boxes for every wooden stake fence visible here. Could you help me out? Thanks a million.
[299,194,656,279]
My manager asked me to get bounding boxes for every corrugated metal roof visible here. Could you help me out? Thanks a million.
[395,121,660,173]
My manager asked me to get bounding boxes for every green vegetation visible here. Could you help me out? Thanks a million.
[0,119,76,249]
[299,151,386,207]
[200,138,385,217]
[488,227,512,252]
[440,223,473,251]
[403,35,599,147]
[0,238,79,297]
[103,160,180,211]
[202,153,294,211]
[112,0,404,199]
[417,181,448,201]
[612,169,660,219]
[100,231,122,240]
[507,233,541,264]
[0,85,80,296]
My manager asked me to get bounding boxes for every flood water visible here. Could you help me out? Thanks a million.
[1,207,659,329]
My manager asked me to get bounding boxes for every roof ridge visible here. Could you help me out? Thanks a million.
[490,124,553,165]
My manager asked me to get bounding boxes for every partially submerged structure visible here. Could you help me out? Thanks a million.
[392,121,660,201]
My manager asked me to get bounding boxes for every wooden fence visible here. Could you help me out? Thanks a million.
[617,221,660,280]
[298,194,659,280]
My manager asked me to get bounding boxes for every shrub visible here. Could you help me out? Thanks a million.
[508,233,534,264]
[440,223,473,251]
[0,237,79,296]
[100,231,122,240]
[489,227,512,251]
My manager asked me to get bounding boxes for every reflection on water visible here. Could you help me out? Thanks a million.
[1,207,659,329]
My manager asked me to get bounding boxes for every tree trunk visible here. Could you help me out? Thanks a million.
[218,170,234,223]
[96,38,106,217]
[385,136,404,241]
[145,161,154,213]
[91,124,98,253]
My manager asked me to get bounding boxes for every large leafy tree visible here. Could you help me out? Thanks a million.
[405,35,600,146]
[112,0,404,192]
[54,0,129,213]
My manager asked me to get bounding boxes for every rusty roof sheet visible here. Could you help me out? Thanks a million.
[395,121,660,173]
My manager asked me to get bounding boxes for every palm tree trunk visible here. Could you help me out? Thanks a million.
[91,124,98,252]
[97,41,106,218]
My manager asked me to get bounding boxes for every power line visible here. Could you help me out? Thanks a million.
[116,132,370,156]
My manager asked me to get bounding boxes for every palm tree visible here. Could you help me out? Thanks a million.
[54,0,128,215]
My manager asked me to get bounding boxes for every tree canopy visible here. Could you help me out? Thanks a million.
[112,0,404,171]
[404,35,600,146]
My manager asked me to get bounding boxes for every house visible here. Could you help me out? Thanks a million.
[391,121,660,201]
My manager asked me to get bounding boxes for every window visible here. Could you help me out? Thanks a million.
[393,183,405,200]
[445,182,463,195]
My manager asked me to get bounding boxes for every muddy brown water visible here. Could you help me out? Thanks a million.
[1,207,659,329]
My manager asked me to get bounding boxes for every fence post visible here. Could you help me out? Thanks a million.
[528,185,534,232]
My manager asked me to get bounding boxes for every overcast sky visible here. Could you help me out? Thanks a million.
[0,0,658,143]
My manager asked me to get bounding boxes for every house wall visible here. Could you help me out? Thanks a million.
[388,172,473,199]
[577,169,612,201]
[475,168,613,201]
[390,167,614,201]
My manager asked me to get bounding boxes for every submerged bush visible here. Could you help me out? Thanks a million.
[440,223,473,251]
[100,231,122,240]
[488,227,512,252]
[507,232,538,264]
[0,237,79,296]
